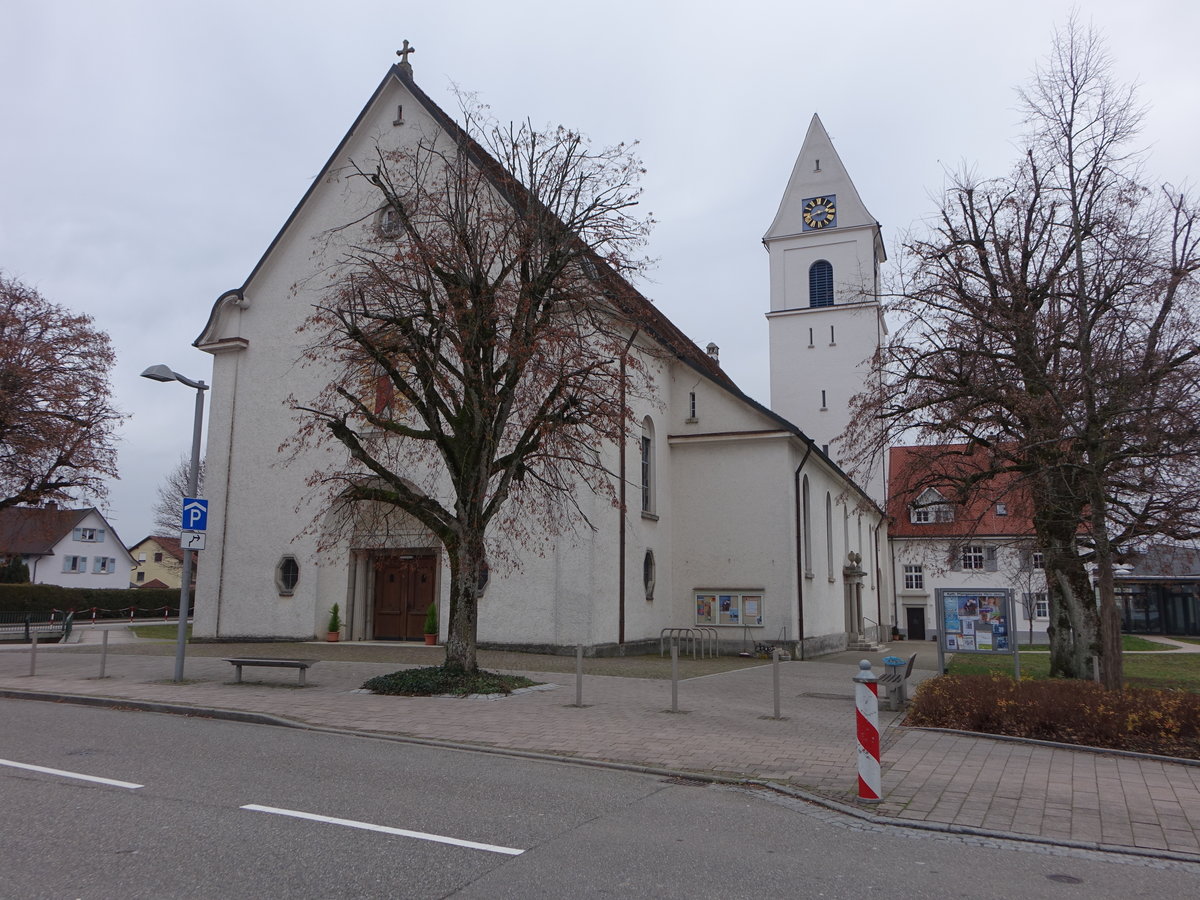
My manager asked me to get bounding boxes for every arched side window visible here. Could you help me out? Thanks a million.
[640,416,656,515]
[825,493,834,579]
[802,475,813,577]
[809,260,834,307]
[643,549,656,601]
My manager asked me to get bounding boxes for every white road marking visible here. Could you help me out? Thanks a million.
[0,757,143,789]
[240,804,525,856]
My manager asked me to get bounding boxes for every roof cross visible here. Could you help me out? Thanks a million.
[396,40,416,65]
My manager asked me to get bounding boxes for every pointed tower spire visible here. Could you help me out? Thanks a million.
[763,114,887,503]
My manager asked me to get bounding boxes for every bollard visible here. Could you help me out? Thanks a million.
[99,629,109,678]
[575,644,584,707]
[853,660,882,803]
[29,632,38,676]
[670,640,679,712]
[772,648,782,719]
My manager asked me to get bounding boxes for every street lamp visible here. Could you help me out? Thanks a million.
[141,364,209,683]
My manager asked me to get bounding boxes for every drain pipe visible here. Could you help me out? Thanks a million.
[617,329,639,645]
[793,441,814,660]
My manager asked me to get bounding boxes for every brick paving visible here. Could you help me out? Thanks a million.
[2,625,1198,861]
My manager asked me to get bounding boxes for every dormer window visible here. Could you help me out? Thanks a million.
[910,488,953,524]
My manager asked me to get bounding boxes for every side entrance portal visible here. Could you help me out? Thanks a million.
[373,554,437,641]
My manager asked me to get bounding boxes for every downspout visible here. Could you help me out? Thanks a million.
[874,521,885,638]
[617,329,639,645]
[793,442,814,660]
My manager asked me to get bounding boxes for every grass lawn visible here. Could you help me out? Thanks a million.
[947,647,1200,692]
[131,624,192,640]
[1171,636,1200,646]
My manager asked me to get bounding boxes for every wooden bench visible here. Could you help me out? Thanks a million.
[224,658,317,686]
[878,653,917,710]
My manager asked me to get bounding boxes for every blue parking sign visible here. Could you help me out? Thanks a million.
[181,497,208,532]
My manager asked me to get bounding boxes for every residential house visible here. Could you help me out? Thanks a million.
[0,505,134,589]
[129,535,194,590]
[888,446,1049,643]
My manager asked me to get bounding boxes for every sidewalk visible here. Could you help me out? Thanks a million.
[2,628,1198,863]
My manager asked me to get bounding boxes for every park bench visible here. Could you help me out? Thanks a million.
[877,652,917,711]
[224,657,317,686]
[0,611,73,644]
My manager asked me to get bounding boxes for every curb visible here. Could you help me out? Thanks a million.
[909,725,1200,768]
[4,687,1200,867]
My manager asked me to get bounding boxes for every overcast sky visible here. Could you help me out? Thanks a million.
[1,0,1196,546]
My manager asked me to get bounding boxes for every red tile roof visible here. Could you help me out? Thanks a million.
[888,445,1036,538]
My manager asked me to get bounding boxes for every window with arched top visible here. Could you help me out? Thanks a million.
[825,492,834,579]
[802,475,813,577]
[809,260,834,307]
[640,416,656,515]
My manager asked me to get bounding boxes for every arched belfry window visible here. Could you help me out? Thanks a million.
[809,260,834,307]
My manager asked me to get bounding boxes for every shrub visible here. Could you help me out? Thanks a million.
[908,674,1200,759]
[363,666,536,696]
[0,583,180,616]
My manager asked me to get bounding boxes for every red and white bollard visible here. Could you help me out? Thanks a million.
[853,659,882,803]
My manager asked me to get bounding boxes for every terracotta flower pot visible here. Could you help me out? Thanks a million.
[326,631,340,642]
[423,633,437,645]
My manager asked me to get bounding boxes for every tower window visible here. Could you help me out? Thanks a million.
[809,261,834,307]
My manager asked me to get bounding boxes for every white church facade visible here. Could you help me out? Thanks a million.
[191,56,891,657]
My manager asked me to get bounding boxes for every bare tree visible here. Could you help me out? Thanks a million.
[848,19,1200,683]
[291,98,654,674]
[152,455,206,535]
[0,273,124,510]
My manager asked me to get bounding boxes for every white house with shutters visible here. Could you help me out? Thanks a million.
[0,505,134,589]
[190,54,894,655]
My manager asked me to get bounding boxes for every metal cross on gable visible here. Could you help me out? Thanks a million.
[396,40,416,64]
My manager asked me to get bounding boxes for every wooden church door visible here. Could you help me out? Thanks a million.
[373,555,436,640]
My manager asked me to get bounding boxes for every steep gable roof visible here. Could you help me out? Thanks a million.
[130,535,185,562]
[0,506,95,556]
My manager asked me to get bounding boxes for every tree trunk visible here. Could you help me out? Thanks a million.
[443,532,485,675]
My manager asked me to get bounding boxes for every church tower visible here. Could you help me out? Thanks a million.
[764,114,886,502]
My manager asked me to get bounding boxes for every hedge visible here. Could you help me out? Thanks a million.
[0,583,184,617]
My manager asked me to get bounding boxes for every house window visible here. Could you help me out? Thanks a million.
[1035,594,1049,618]
[961,545,985,570]
[825,493,834,579]
[62,556,87,573]
[809,260,834,307]
[92,557,116,574]
[643,549,655,601]
[154,552,163,563]
[136,571,145,583]
[76,527,100,542]
[903,565,924,590]
[695,591,764,626]
[275,556,300,595]
[995,503,1007,516]
[640,417,656,515]
[688,391,697,420]
[1031,551,1044,570]
[911,489,954,524]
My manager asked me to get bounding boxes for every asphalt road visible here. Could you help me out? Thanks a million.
[2,699,1196,898]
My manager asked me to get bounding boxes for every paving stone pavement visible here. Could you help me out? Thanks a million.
[2,626,1199,862]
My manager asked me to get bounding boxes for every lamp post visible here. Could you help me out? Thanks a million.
[141,364,208,683]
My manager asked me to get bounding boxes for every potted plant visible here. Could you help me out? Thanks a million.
[326,603,342,642]
[423,602,438,645]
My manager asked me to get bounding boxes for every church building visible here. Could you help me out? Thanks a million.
[192,52,891,657]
